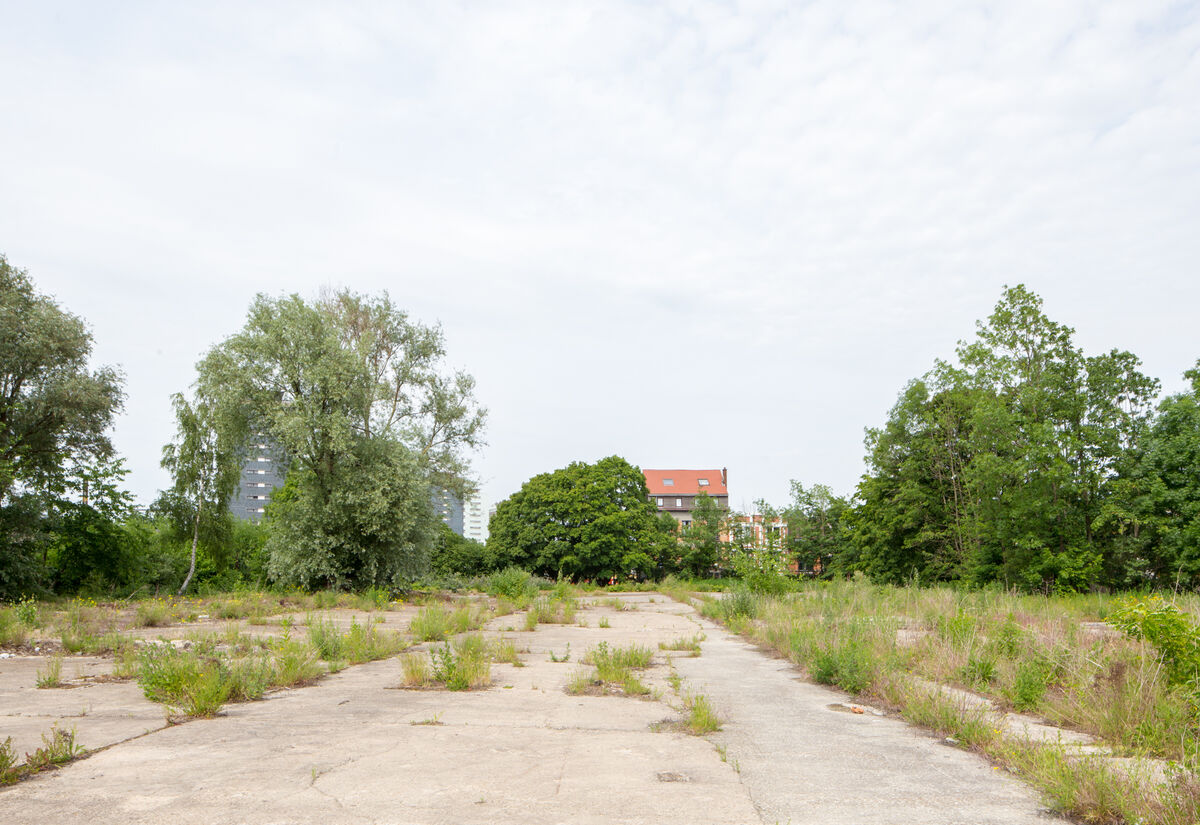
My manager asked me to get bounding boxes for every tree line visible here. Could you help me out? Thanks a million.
[0,255,484,600]
[781,286,1200,593]
[3,253,1197,599]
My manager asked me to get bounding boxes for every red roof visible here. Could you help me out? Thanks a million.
[642,469,727,497]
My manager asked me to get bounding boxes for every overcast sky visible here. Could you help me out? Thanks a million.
[2,1,1198,513]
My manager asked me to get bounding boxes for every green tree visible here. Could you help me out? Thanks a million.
[679,490,725,576]
[784,481,848,576]
[429,523,494,577]
[850,285,1159,592]
[1100,361,1200,589]
[487,456,672,581]
[187,290,484,589]
[161,394,242,594]
[0,256,125,598]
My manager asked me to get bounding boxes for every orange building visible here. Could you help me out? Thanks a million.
[642,468,729,529]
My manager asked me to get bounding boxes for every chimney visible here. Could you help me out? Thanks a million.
[721,467,727,487]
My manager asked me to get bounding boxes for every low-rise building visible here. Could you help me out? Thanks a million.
[642,468,729,529]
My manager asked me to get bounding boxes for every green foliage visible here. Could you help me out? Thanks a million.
[49,504,131,593]
[678,491,725,577]
[35,656,63,688]
[683,693,722,734]
[730,546,791,595]
[0,257,126,600]
[784,481,849,576]
[1007,659,1051,711]
[487,456,673,581]
[849,286,1161,592]
[430,523,494,577]
[189,289,484,591]
[487,566,540,601]
[1109,596,1200,687]
[24,725,83,770]
[0,737,16,784]
[430,637,491,690]
[0,256,124,510]
[811,637,876,694]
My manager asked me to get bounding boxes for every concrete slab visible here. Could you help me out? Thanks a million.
[0,593,1078,824]
[674,615,1061,824]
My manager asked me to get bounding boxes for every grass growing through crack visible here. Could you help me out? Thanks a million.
[400,635,498,690]
[567,642,654,697]
[35,656,64,688]
[0,725,86,785]
[683,693,722,734]
[409,603,490,642]
[659,634,705,656]
[135,621,391,718]
[308,617,407,665]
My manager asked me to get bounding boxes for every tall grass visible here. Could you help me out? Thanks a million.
[699,577,1200,825]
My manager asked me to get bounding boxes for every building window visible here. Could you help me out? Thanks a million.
[698,478,709,486]
[675,498,682,507]
[656,498,663,506]
[662,478,674,486]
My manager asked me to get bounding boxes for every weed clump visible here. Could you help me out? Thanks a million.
[684,693,721,734]
[567,642,654,697]
[35,656,64,689]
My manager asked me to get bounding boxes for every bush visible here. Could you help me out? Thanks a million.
[1109,596,1200,687]
[487,567,539,601]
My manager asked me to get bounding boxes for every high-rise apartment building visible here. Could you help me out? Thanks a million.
[234,435,287,523]
[463,493,488,542]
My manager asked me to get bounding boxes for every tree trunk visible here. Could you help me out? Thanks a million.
[178,507,200,596]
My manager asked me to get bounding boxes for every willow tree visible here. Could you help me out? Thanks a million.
[184,290,485,590]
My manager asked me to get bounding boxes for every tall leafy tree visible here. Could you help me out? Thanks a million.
[0,255,124,504]
[784,481,849,576]
[0,256,124,598]
[487,456,672,581]
[1100,361,1200,588]
[186,290,485,589]
[851,285,1158,592]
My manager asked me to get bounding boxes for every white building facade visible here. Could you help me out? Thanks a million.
[463,493,488,542]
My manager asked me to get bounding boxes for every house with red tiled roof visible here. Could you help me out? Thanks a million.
[642,468,729,528]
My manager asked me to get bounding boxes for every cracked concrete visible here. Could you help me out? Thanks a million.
[1,594,1062,823]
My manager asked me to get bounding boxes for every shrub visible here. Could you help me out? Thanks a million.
[488,567,539,601]
[1109,596,1200,687]
[0,737,16,784]
[811,638,876,695]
